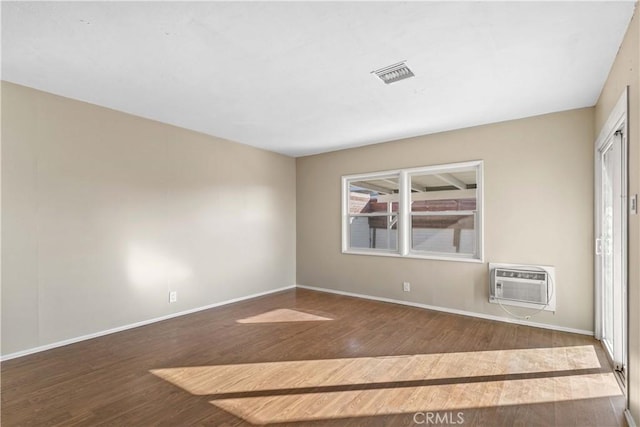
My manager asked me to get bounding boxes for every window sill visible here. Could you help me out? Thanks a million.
[342,249,484,263]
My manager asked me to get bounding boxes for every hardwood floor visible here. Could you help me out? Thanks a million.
[1,288,626,426]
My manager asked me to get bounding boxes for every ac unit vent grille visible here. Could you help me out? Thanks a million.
[490,267,549,305]
[499,280,547,304]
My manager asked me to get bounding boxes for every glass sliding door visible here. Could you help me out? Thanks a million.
[597,127,627,380]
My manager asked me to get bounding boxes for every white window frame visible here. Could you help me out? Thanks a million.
[341,160,484,263]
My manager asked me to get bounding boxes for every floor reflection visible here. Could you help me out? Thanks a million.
[151,345,601,395]
[210,373,621,424]
[236,308,333,324]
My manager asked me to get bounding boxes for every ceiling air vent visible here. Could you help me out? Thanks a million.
[372,61,414,84]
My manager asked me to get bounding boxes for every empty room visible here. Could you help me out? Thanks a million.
[2,1,640,426]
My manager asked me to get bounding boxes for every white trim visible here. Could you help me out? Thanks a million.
[625,409,637,427]
[595,88,628,147]
[296,284,593,336]
[342,250,484,263]
[399,170,410,256]
[0,285,295,361]
[476,162,485,262]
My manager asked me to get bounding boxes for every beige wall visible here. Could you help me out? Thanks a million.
[1,82,296,356]
[297,108,595,332]
[595,9,640,423]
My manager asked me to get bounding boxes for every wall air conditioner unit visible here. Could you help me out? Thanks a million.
[489,263,555,312]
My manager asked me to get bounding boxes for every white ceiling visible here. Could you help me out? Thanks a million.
[2,1,636,157]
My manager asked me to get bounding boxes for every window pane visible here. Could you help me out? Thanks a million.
[349,176,399,214]
[411,214,475,254]
[410,169,477,212]
[409,169,478,255]
[349,215,398,250]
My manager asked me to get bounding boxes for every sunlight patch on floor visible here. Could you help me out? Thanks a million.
[210,373,622,425]
[236,308,333,324]
[150,345,600,395]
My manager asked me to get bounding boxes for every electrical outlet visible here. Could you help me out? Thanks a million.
[403,282,411,292]
[631,194,638,215]
[169,291,177,303]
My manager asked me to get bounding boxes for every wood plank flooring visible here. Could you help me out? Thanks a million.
[1,288,626,426]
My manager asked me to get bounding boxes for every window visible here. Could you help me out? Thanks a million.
[346,173,400,252]
[342,161,483,262]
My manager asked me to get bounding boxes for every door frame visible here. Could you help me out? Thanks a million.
[594,87,628,393]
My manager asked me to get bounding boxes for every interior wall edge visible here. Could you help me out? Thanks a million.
[0,284,296,362]
[296,284,594,337]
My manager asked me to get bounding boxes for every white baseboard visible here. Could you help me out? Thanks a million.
[626,409,637,427]
[296,284,593,336]
[1,285,296,361]
[2,283,595,362]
